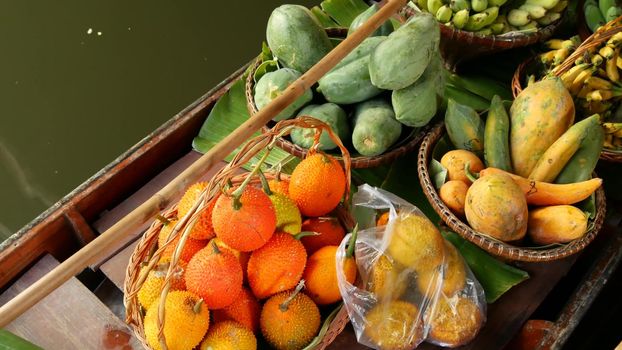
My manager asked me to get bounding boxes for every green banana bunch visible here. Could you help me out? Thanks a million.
[585,0,606,31]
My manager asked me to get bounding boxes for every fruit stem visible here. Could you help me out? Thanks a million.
[258,169,273,196]
[464,162,480,183]
[231,149,272,210]
[155,214,171,226]
[193,299,204,314]
[293,231,320,240]
[279,280,305,312]
[275,163,282,182]
[346,224,358,259]
[211,240,221,254]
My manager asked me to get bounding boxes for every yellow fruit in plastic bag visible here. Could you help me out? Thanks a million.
[416,241,466,298]
[368,254,409,302]
[426,294,483,347]
[386,213,445,271]
[364,300,425,350]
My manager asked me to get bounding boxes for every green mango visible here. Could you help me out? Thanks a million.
[348,4,394,37]
[266,5,333,73]
[290,103,350,150]
[352,98,402,156]
[318,55,383,104]
[254,68,313,121]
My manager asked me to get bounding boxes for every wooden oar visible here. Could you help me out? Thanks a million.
[0,0,409,327]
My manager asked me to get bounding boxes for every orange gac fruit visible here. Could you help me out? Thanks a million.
[209,237,250,280]
[177,182,217,240]
[158,220,207,262]
[260,285,321,350]
[144,290,210,350]
[299,217,345,255]
[247,232,307,299]
[212,186,276,252]
[289,154,346,217]
[268,178,290,196]
[303,245,356,305]
[213,287,261,333]
[185,243,243,309]
[137,257,187,310]
[199,320,257,350]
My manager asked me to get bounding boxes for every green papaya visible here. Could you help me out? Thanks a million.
[391,62,439,127]
[290,103,350,150]
[254,68,313,121]
[266,5,333,73]
[484,95,513,172]
[352,98,402,156]
[445,98,485,155]
[369,13,440,90]
[348,4,394,37]
[333,36,386,71]
[318,55,383,104]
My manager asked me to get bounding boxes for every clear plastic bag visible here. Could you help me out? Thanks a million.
[336,184,486,349]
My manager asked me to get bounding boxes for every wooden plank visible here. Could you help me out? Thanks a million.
[0,255,142,350]
[100,241,138,291]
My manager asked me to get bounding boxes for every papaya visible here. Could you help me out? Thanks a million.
[529,114,600,182]
[528,205,588,245]
[266,5,333,73]
[439,180,469,216]
[348,4,394,37]
[351,98,402,156]
[333,36,386,71]
[290,103,350,150]
[484,95,513,172]
[464,173,528,242]
[318,55,383,104]
[440,150,485,185]
[445,99,485,155]
[369,13,440,90]
[509,77,575,177]
[556,115,604,184]
[253,68,313,121]
[391,61,438,127]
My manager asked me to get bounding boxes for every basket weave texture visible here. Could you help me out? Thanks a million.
[245,28,426,169]
[124,117,354,349]
[418,122,607,262]
[511,17,622,162]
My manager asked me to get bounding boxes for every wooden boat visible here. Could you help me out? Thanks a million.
[1,3,621,348]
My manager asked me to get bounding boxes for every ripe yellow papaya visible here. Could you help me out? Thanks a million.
[528,205,588,245]
[509,78,575,177]
[465,173,528,242]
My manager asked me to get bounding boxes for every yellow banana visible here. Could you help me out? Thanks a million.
[554,48,570,65]
[561,63,590,88]
[586,76,613,90]
[592,53,604,66]
[603,122,622,134]
[544,39,565,49]
[540,49,558,64]
[570,68,594,95]
[577,84,593,98]
[613,137,622,148]
[617,55,622,69]
[587,100,612,113]
[607,32,622,47]
[597,68,609,79]
[587,89,617,101]
[604,134,614,148]
[606,52,620,82]
[599,45,615,59]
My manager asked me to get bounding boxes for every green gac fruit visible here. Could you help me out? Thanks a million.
[290,103,350,150]
[348,4,394,37]
[254,68,313,121]
[266,5,333,73]
[352,98,402,156]
[269,192,302,235]
[369,13,440,90]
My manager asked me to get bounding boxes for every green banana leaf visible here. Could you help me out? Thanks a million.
[320,0,369,27]
[0,330,43,350]
[311,6,339,27]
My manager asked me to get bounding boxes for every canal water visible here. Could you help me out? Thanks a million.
[0,0,317,240]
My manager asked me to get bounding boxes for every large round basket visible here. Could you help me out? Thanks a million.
[245,28,426,169]
[123,117,354,349]
[418,122,606,262]
[400,6,564,71]
[511,17,622,162]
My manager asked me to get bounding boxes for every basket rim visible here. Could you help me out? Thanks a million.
[417,122,607,262]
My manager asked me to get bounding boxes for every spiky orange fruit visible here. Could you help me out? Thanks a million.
[260,288,321,350]
[185,243,243,309]
[303,245,356,305]
[199,320,257,350]
[138,258,187,310]
[289,154,346,217]
[247,233,307,299]
[364,300,424,350]
[177,182,217,240]
[268,178,290,196]
[212,186,276,252]
[209,237,250,280]
[212,287,261,333]
[299,217,345,254]
[425,295,483,347]
[144,290,209,350]
[158,220,207,262]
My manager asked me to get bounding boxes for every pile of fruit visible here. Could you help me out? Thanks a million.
[583,0,622,32]
[253,4,444,157]
[414,0,567,34]
[437,78,602,245]
[529,33,622,150]
[137,152,356,350]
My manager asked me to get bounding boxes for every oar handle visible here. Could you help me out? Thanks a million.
[0,0,408,327]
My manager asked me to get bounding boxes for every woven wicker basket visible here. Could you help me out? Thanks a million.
[124,117,354,349]
[512,17,622,162]
[245,28,427,169]
[418,122,607,262]
[400,6,563,71]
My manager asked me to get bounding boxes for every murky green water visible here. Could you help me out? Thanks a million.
[0,0,317,240]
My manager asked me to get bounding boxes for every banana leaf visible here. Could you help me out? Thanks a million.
[311,6,339,27]
[320,0,369,27]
